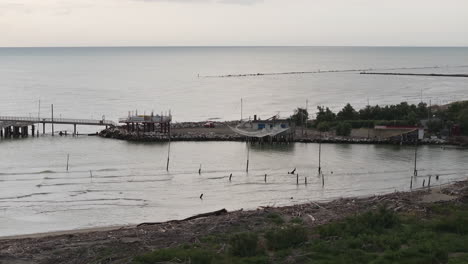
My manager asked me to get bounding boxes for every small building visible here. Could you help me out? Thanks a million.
[374,125,424,143]
[229,115,295,142]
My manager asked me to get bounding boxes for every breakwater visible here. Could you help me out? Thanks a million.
[99,125,455,146]
[360,72,468,78]
[201,65,468,78]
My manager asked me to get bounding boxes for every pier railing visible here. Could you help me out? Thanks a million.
[0,116,116,126]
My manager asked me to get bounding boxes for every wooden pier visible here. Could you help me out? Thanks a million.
[0,116,116,138]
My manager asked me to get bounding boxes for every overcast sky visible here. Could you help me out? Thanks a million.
[1,0,467,47]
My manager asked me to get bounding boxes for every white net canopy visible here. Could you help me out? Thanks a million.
[229,121,290,138]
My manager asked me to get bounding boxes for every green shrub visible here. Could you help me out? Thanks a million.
[265,226,308,250]
[266,212,284,225]
[290,217,304,224]
[347,120,375,129]
[335,122,352,136]
[434,215,468,235]
[133,248,214,264]
[230,232,260,257]
[319,206,400,237]
[317,122,331,132]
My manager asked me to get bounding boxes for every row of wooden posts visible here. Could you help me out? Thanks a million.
[59,139,426,190]
[0,125,35,138]
[0,123,81,138]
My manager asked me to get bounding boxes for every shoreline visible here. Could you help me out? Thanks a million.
[99,123,466,146]
[1,180,466,263]
[0,183,455,241]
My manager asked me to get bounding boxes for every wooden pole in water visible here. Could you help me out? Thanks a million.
[296,173,299,185]
[199,164,202,175]
[51,104,54,136]
[413,141,418,177]
[166,140,171,172]
[305,177,307,185]
[410,176,413,190]
[321,173,324,187]
[240,98,243,121]
[166,123,171,172]
[229,173,232,181]
[264,174,267,182]
[246,140,250,173]
[318,141,322,175]
[37,99,41,137]
[66,154,69,172]
[305,99,308,136]
[428,175,431,189]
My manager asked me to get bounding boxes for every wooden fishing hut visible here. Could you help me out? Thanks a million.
[229,115,295,143]
[119,111,172,138]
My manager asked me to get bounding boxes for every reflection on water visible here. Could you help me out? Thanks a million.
[249,143,296,153]
[0,136,467,237]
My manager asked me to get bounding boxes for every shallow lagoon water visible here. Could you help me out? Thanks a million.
[0,136,467,236]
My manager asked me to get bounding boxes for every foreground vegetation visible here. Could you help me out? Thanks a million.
[133,203,468,264]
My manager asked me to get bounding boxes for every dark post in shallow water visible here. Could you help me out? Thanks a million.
[318,134,322,175]
[246,140,250,173]
[166,125,171,171]
[66,154,69,172]
[413,141,418,177]
[51,104,54,136]
[264,174,267,182]
[296,173,299,185]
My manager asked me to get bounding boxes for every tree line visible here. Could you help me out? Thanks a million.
[291,101,468,136]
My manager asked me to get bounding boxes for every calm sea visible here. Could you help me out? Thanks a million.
[0,47,468,236]
[1,46,468,123]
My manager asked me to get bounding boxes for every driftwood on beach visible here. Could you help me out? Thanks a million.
[137,208,228,227]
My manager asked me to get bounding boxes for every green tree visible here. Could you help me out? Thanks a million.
[337,103,358,121]
[290,108,308,126]
[336,122,352,136]
[426,119,444,133]
[358,105,372,120]
[405,111,418,126]
[316,106,336,124]
[317,122,331,132]
[459,108,468,135]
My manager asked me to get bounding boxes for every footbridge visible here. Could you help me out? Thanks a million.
[0,116,116,138]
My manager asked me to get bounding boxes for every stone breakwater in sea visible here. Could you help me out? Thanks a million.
[98,122,458,146]
[99,122,244,142]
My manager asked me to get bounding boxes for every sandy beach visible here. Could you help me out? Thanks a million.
[1,180,466,264]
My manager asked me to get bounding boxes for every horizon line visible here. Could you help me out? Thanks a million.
[1,45,468,49]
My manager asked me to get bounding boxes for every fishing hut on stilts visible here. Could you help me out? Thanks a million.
[119,111,172,140]
[229,114,295,144]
